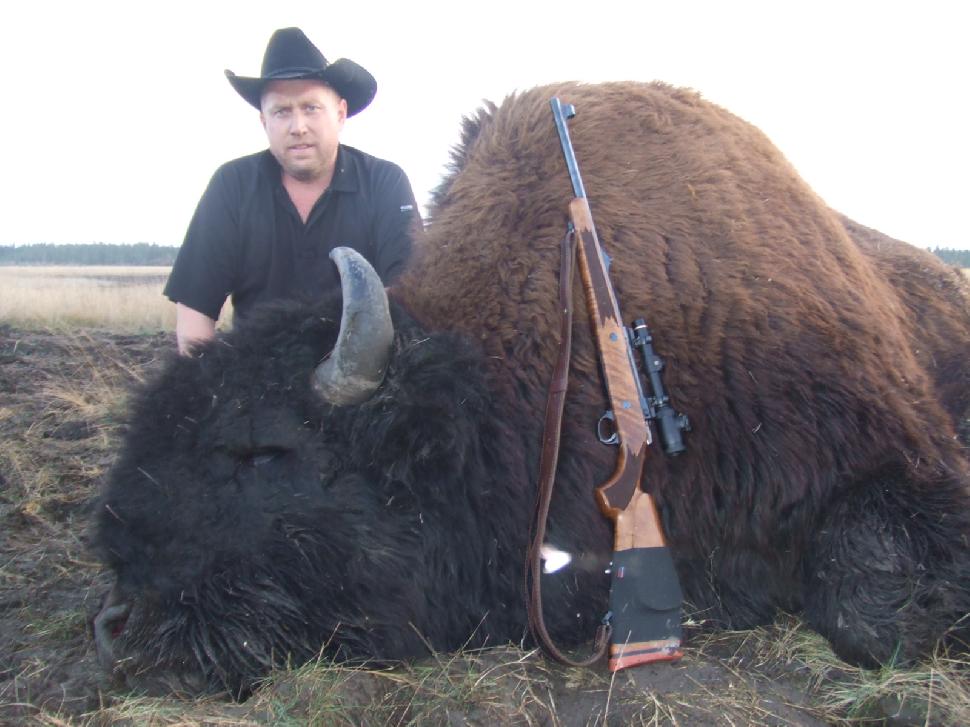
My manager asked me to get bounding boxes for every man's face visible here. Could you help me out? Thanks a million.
[260,80,347,183]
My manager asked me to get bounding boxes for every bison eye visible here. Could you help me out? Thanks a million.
[242,447,289,467]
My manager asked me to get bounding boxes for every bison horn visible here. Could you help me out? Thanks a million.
[312,247,394,405]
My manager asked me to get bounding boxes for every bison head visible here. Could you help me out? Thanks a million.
[92,249,532,696]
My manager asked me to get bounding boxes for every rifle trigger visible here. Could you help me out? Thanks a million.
[597,411,619,445]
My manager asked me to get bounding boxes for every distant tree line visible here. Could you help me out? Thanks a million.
[0,243,179,266]
[929,247,970,267]
[1,241,966,268]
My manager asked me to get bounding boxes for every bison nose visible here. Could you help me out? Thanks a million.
[93,597,130,670]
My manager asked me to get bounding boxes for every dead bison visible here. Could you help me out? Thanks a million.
[93,81,970,696]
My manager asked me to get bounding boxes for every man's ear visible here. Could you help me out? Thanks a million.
[337,98,348,127]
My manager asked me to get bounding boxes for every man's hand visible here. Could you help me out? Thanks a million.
[176,304,217,356]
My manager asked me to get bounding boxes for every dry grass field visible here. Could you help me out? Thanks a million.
[0,266,176,332]
[1,269,969,725]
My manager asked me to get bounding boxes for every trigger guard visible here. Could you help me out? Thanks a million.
[597,411,619,445]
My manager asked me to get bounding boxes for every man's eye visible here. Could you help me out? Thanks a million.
[304,105,320,114]
[274,109,291,118]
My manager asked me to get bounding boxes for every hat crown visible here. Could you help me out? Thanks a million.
[226,27,376,116]
[260,27,329,78]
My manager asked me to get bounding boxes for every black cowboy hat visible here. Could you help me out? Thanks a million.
[225,27,377,116]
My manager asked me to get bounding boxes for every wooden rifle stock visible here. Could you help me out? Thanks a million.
[569,199,652,524]
[568,198,683,670]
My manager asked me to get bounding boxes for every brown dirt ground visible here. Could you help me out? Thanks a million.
[0,326,961,725]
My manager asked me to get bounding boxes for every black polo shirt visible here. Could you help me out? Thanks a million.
[164,145,419,320]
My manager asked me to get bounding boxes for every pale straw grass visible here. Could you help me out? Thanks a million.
[0,266,174,332]
[0,266,233,332]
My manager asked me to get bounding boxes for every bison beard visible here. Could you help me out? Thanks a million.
[93,81,970,697]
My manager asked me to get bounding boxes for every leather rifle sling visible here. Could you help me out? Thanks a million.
[526,228,610,666]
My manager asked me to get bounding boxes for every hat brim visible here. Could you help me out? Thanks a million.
[225,58,376,116]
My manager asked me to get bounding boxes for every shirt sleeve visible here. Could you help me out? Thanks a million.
[163,166,239,320]
[371,163,421,285]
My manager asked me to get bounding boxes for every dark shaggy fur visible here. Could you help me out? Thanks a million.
[97,298,532,694]
[95,81,970,696]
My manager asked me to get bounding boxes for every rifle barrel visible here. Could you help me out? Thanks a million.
[551,98,587,199]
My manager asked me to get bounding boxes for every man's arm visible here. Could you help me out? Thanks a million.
[164,163,241,338]
[372,163,421,284]
[176,303,217,356]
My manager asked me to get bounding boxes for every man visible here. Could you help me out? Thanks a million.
[165,27,420,354]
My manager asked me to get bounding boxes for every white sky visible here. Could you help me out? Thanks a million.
[1,0,967,248]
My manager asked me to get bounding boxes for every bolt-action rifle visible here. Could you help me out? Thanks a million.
[548,97,689,670]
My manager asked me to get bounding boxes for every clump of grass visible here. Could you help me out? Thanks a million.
[81,695,262,726]
[77,647,558,726]
[810,648,969,724]
[22,609,89,643]
[249,646,559,726]
[690,615,970,725]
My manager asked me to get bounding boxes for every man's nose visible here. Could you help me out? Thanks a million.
[289,111,309,134]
